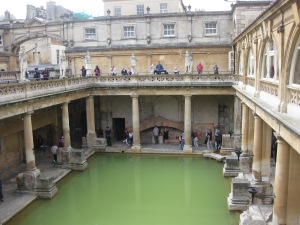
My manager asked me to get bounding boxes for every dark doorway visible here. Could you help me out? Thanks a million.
[80,111,87,138]
[113,118,125,141]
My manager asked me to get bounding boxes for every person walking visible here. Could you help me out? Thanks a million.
[51,144,58,163]
[153,126,159,144]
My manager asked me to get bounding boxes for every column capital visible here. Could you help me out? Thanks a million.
[273,132,286,142]
[252,111,259,117]
[24,111,34,116]
[183,94,192,97]
[130,93,139,98]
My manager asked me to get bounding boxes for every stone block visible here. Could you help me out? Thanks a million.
[239,156,252,173]
[222,134,234,148]
[228,177,251,210]
[223,155,240,177]
[69,149,88,171]
[94,138,106,152]
[34,176,58,199]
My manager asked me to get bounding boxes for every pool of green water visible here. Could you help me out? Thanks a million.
[6,154,240,225]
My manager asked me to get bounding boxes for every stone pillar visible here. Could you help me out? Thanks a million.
[131,94,141,152]
[183,95,192,153]
[61,102,71,165]
[23,112,36,170]
[286,147,300,224]
[273,133,290,225]
[62,102,71,148]
[86,96,96,148]
[241,103,249,155]
[233,96,242,148]
[252,113,262,182]
[247,112,254,155]
[19,112,41,191]
[261,121,272,181]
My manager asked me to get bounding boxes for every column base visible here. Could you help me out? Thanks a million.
[35,176,58,199]
[223,155,240,177]
[131,145,141,153]
[94,138,106,152]
[86,132,96,148]
[183,145,192,153]
[16,168,41,192]
[69,149,88,171]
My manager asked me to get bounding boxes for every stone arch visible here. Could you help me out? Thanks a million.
[10,32,64,54]
[139,116,183,132]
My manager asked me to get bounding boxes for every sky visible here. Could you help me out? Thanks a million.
[2,0,233,19]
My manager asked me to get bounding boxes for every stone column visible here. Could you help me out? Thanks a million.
[241,103,249,155]
[247,111,254,155]
[252,113,262,182]
[20,112,41,192]
[233,96,242,148]
[286,147,300,224]
[261,121,272,181]
[62,102,71,148]
[131,94,141,153]
[86,96,96,148]
[61,102,71,165]
[23,112,36,171]
[273,133,290,225]
[183,95,192,153]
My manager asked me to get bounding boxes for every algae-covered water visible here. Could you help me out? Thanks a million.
[6,154,240,225]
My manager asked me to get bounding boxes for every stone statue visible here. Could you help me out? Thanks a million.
[59,50,67,78]
[85,51,92,76]
[184,50,193,74]
[130,53,137,74]
[19,46,28,81]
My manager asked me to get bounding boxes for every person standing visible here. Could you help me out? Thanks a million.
[58,136,64,148]
[197,63,203,74]
[206,129,213,149]
[51,144,58,163]
[94,66,100,76]
[213,64,219,74]
[163,128,169,144]
[215,126,221,150]
[193,129,199,147]
[0,179,4,202]
[105,127,112,146]
[153,126,159,144]
[179,136,183,151]
[81,66,87,77]
[128,130,133,146]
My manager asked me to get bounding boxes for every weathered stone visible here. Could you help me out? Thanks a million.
[94,138,106,152]
[34,176,58,199]
[69,149,88,171]
[223,155,240,177]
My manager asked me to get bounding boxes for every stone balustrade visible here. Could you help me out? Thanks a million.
[0,74,237,105]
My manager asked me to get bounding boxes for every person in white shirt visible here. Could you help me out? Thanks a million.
[51,144,58,163]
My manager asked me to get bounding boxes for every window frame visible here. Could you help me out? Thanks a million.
[289,37,300,86]
[163,23,175,37]
[160,3,168,13]
[247,49,255,77]
[123,25,136,39]
[84,28,96,40]
[204,22,218,36]
[114,6,121,16]
[136,4,144,15]
[0,36,3,46]
[261,38,278,82]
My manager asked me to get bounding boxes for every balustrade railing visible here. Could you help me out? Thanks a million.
[288,86,300,106]
[260,80,278,96]
[0,74,237,105]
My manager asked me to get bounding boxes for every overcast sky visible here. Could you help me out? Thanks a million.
[3,0,233,19]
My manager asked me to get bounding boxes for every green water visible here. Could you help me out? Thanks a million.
[6,154,240,225]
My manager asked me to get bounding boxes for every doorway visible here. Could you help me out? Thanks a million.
[113,118,125,141]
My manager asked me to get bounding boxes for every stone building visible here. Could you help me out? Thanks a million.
[1,0,300,225]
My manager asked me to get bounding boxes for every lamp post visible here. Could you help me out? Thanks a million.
[234,147,242,161]
[247,186,258,204]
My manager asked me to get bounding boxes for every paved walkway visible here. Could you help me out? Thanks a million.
[0,142,215,224]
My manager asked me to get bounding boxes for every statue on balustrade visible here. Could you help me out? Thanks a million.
[59,50,67,78]
[130,53,137,74]
[19,46,28,81]
[85,51,92,76]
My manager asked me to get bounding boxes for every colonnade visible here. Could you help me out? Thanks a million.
[240,102,300,225]
[22,94,195,173]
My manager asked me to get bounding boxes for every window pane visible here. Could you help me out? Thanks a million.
[160,3,168,13]
[137,5,144,15]
[114,7,121,16]
[205,23,217,34]
[293,49,300,84]
[85,28,96,40]
[124,26,135,38]
[163,24,175,36]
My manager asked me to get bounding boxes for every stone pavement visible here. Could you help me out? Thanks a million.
[0,142,214,224]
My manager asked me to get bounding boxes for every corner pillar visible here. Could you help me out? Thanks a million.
[183,95,192,153]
